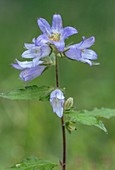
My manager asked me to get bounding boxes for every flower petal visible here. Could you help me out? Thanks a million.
[22,45,51,59]
[30,45,50,58]
[16,59,34,68]
[20,65,46,81]
[50,89,65,100]
[65,47,81,60]
[63,26,78,39]
[53,40,65,52]
[51,99,64,118]
[52,14,63,32]
[11,63,23,70]
[32,57,43,66]
[38,18,51,36]
[22,50,35,58]
[40,44,51,58]
[76,36,95,49]
[24,43,35,50]
[82,49,98,60]
[36,34,48,45]
[78,58,93,66]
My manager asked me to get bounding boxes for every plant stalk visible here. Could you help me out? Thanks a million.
[55,54,66,170]
[61,116,66,170]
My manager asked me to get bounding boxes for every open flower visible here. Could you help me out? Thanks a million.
[22,39,51,59]
[37,14,78,52]
[50,89,65,118]
[65,36,98,66]
[12,41,51,81]
[12,59,46,81]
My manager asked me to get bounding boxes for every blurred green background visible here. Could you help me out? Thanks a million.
[0,0,115,169]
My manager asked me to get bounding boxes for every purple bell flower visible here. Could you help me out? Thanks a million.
[12,59,46,81]
[22,39,51,59]
[50,89,65,118]
[12,41,51,81]
[65,36,98,66]
[37,14,78,52]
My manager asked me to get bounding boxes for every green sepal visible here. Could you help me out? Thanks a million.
[0,85,54,101]
[8,156,57,170]
[41,52,56,66]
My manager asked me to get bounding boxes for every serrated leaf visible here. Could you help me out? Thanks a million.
[0,85,54,101]
[8,157,57,170]
[65,111,107,133]
[83,108,115,119]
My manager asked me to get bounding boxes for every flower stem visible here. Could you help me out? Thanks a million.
[61,116,66,170]
[55,54,59,88]
[55,54,66,170]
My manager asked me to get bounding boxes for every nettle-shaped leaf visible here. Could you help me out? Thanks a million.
[8,157,57,170]
[0,85,54,101]
[65,108,115,133]
[1,86,115,134]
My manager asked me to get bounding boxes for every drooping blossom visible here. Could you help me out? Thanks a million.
[12,59,46,81]
[65,36,98,66]
[12,41,51,81]
[37,14,78,52]
[50,89,65,118]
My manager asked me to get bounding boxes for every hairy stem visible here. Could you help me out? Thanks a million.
[55,54,66,170]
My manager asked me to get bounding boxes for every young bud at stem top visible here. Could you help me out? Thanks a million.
[64,97,73,111]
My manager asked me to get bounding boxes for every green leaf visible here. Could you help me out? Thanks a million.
[82,108,115,119]
[65,108,115,133]
[8,157,57,170]
[0,85,54,101]
[65,110,107,133]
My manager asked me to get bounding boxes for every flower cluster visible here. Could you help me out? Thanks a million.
[12,14,98,118]
[12,39,51,81]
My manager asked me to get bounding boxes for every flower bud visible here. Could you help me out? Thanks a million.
[65,121,76,133]
[64,97,73,111]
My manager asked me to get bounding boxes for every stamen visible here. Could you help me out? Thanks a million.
[49,33,60,41]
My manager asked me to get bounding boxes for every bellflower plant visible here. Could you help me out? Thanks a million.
[11,14,98,170]
[2,13,115,170]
